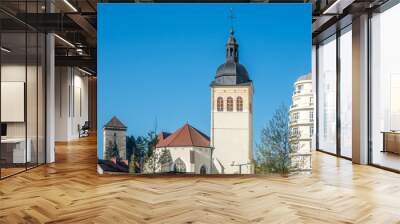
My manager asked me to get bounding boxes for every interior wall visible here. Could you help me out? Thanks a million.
[1,65,38,138]
[1,60,46,173]
[55,67,89,141]
[55,66,68,141]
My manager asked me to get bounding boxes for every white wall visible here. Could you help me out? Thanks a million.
[1,64,27,126]
[154,146,212,174]
[55,67,89,141]
[1,64,46,164]
[211,85,253,174]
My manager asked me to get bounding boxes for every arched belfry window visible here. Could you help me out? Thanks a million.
[174,158,186,173]
[217,97,223,111]
[236,97,243,112]
[227,97,233,111]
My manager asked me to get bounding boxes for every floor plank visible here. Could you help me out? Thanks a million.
[1,135,400,223]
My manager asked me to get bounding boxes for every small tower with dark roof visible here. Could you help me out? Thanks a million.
[210,22,254,174]
[103,116,127,160]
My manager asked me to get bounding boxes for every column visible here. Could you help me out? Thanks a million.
[352,14,369,164]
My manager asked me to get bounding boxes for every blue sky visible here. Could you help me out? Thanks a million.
[98,3,311,158]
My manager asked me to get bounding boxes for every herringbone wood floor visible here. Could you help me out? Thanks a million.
[1,135,400,224]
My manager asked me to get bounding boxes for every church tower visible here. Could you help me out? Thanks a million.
[210,29,254,174]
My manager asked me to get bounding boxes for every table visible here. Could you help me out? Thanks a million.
[1,138,31,163]
[382,131,400,154]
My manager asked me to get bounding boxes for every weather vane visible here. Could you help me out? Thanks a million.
[229,8,236,34]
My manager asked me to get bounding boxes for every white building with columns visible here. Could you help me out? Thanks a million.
[289,73,313,170]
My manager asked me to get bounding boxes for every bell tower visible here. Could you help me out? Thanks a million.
[226,30,238,63]
[210,26,254,174]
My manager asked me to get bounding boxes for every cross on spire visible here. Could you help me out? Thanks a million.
[229,8,236,35]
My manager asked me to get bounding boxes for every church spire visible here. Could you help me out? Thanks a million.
[212,9,250,86]
[229,8,235,35]
[226,8,238,63]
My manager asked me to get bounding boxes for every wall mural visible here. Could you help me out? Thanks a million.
[97,4,311,175]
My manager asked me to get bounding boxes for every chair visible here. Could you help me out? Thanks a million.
[78,121,90,138]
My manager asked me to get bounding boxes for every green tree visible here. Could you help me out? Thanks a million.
[124,129,167,174]
[143,131,159,173]
[129,154,136,173]
[126,135,137,162]
[133,136,147,173]
[159,149,173,172]
[256,104,298,175]
[145,131,157,158]
[144,148,172,174]
[144,150,160,174]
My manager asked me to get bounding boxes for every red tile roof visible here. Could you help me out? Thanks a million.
[156,123,210,148]
[104,116,127,130]
[157,132,171,143]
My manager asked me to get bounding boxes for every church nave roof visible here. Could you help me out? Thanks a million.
[156,123,210,148]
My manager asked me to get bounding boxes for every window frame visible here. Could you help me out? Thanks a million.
[236,96,243,112]
[227,97,233,112]
[217,97,224,112]
[315,22,353,160]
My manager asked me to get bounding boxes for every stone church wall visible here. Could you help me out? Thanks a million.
[103,129,127,160]
[154,146,212,174]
